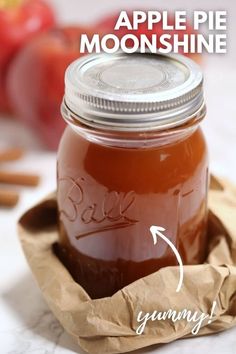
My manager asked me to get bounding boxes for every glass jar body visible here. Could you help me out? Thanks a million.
[57,123,208,299]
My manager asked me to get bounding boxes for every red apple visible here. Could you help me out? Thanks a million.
[96,11,202,64]
[7,26,94,149]
[0,0,55,113]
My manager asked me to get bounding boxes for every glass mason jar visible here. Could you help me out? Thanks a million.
[57,51,209,299]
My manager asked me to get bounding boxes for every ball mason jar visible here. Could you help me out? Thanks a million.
[57,51,209,299]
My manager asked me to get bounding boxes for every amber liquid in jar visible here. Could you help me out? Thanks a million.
[56,122,208,299]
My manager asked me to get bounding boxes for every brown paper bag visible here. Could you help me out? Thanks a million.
[18,177,236,354]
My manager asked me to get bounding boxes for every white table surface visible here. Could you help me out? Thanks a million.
[1,0,236,353]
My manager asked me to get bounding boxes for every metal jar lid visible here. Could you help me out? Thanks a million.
[62,51,205,132]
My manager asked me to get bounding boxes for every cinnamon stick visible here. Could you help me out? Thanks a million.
[0,171,40,187]
[0,190,19,207]
[0,148,24,163]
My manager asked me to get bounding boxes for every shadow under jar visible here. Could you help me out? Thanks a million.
[56,51,209,299]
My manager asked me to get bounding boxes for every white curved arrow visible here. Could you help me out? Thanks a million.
[150,226,184,293]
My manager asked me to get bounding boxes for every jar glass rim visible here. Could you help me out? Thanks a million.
[61,100,206,149]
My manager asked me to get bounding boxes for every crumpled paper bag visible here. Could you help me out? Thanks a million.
[18,176,236,354]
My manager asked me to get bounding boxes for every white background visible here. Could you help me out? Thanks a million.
[0,1,236,353]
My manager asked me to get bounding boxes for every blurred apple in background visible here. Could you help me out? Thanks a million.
[5,8,202,150]
[7,26,94,150]
[96,11,202,64]
[0,0,55,113]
